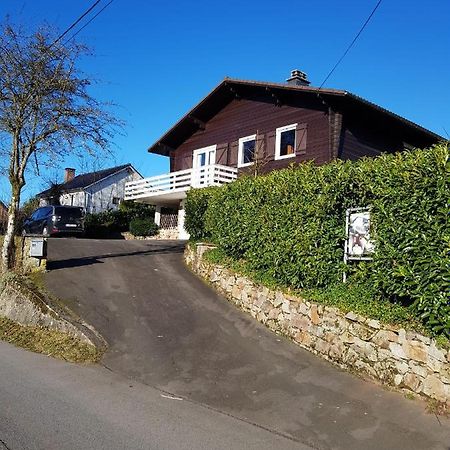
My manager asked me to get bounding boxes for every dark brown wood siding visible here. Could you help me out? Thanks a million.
[340,128,388,160]
[171,97,330,172]
[338,109,439,161]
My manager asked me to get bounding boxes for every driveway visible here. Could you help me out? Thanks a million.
[45,239,450,449]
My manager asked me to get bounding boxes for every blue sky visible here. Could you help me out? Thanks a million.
[0,0,449,202]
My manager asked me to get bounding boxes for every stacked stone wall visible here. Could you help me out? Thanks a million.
[185,244,450,404]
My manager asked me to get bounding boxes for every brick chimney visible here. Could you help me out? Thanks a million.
[286,69,310,86]
[64,168,76,183]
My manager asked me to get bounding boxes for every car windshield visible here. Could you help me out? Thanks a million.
[54,207,83,219]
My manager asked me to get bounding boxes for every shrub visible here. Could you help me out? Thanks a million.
[84,210,128,238]
[186,144,450,337]
[84,213,109,238]
[129,218,159,237]
[184,187,218,241]
[84,202,155,238]
[119,200,155,219]
[205,160,360,288]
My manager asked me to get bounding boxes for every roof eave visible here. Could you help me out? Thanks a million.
[147,78,443,156]
[83,164,135,190]
[344,92,444,141]
[147,79,232,156]
[147,79,347,156]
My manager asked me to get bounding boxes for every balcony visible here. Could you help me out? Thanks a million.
[124,164,238,205]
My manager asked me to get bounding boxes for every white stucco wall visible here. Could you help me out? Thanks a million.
[59,191,86,209]
[41,167,142,214]
[84,168,141,214]
[178,200,189,240]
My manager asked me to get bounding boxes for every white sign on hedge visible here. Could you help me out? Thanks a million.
[343,207,374,281]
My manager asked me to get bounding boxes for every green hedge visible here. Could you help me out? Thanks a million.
[129,218,159,237]
[184,187,218,241]
[84,201,154,238]
[84,210,128,237]
[185,144,450,337]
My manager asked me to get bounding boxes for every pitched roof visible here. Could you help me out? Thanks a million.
[148,78,443,156]
[38,163,136,197]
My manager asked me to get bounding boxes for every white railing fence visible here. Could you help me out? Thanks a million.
[125,164,238,201]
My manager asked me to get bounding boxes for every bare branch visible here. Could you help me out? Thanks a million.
[0,22,122,270]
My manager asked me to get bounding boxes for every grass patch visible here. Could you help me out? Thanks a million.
[0,271,105,362]
[404,392,416,401]
[0,315,101,363]
[303,282,423,331]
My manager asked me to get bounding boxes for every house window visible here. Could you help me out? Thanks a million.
[238,135,256,167]
[193,145,217,169]
[275,123,297,160]
[112,197,121,205]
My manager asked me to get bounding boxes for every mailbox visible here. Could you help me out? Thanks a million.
[30,238,47,258]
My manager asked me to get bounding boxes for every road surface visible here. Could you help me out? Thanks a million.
[0,340,304,450]
[12,238,450,449]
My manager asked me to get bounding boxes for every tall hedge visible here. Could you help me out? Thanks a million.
[185,144,449,336]
[184,187,218,241]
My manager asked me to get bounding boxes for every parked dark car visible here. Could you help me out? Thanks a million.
[23,206,85,237]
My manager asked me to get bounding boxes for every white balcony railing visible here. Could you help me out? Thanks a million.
[124,164,238,203]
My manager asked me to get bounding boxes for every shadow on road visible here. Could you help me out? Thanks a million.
[47,243,185,271]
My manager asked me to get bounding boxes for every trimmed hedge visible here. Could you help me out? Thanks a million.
[184,187,218,241]
[185,144,450,337]
[129,218,159,237]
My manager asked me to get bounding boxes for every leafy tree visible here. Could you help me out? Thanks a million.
[0,23,120,271]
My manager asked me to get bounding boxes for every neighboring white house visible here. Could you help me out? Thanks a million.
[38,164,142,213]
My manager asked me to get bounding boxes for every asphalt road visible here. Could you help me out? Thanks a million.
[37,238,450,449]
[0,341,304,450]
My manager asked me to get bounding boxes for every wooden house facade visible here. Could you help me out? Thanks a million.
[125,70,442,239]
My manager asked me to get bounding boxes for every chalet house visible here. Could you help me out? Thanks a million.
[38,164,142,214]
[125,70,442,239]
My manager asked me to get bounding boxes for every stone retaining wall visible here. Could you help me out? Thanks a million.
[185,244,450,404]
[0,274,104,347]
[0,236,47,274]
[18,237,47,273]
[121,229,179,240]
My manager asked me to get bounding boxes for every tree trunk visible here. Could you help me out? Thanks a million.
[1,189,20,272]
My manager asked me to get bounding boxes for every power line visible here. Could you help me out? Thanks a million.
[64,0,115,44]
[318,0,383,91]
[9,1,106,106]
[50,0,102,48]
[0,1,103,61]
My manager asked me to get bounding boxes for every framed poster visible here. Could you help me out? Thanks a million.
[345,207,374,260]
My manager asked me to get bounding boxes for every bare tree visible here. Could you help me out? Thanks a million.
[40,179,63,206]
[0,23,120,271]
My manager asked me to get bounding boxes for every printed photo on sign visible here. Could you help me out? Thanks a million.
[347,210,374,257]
